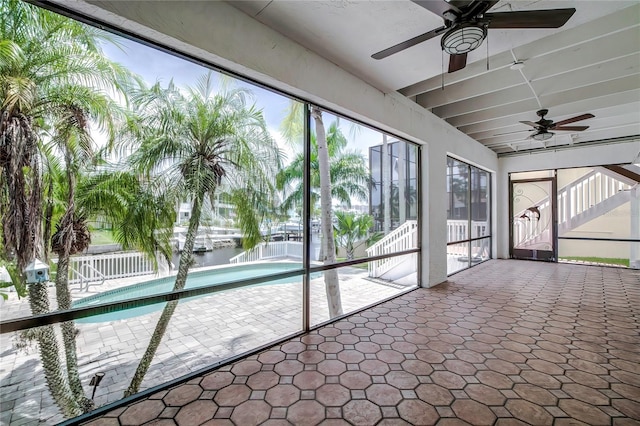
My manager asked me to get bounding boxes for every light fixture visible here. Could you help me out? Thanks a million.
[441,23,487,55]
[90,372,105,400]
[510,61,525,71]
[532,131,553,141]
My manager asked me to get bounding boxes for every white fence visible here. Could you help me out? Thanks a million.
[229,241,303,264]
[67,252,155,290]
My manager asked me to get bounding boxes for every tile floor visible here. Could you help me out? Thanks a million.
[84,260,640,425]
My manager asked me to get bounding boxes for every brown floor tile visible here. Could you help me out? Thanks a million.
[229,400,270,426]
[119,400,165,425]
[316,384,351,406]
[286,400,325,425]
[213,384,251,406]
[415,383,454,405]
[265,384,300,406]
[342,400,382,425]
[293,370,325,390]
[175,400,217,426]
[476,370,514,390]
[558,399,611,425]
[505,399,553,425]
[512,384,557,406]
[397,399,439,425]
[163,384,202,406]
[465,383,506,405]
[611,399,640,419]
[81,261,639,426]
[452,399,496,425]
[562,383,609,405]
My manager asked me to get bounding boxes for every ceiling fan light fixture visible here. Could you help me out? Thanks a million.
[532,131,553,141]
[441,24,487,55]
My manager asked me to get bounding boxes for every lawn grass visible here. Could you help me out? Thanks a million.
[90,229,116,245]
[559,256,629,267]
[336,258,369,269]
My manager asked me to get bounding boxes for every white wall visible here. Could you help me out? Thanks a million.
[58,0,499,286]
[497,139,640,258]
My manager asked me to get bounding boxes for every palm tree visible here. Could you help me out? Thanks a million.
[1,0,138,415]
[78,169,175,266]
[123,73,282,396]
[334,211,375,260]
[277,120,369,213]
[278,107,370,317]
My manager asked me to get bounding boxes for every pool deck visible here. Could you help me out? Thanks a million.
[0,261,411,425]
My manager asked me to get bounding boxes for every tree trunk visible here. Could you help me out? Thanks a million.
[43,177,54,262]
[2,118,80,417]
[312,107,342,318]
[55,255,92,411]
[54,152,92,411]
[28,281,82,418]
[125,192,205,397]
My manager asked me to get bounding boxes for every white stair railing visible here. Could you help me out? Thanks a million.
[69,263,106,292]
[513,168,632,248]
[229,241,303,264]
[366,220,417,278]
[447,220,489,243]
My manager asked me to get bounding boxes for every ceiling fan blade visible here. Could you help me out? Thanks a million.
[411,0,462,17]
[552,113,595,127]
[484,8,576,29]
[448,53,468,73]
[372,26,446,60]
[519,121,539,128]
[552,126,590,132]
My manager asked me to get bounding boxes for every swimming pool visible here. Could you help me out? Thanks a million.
[73,262,304,323]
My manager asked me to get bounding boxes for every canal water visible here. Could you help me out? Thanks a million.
[170,246,243,268]
[170,234,322,268]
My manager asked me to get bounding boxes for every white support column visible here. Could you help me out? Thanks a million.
[630,185,640,269]
[398,144,407,224]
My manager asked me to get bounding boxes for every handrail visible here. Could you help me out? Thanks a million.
[366,221,418,278]
[513,167,632,248]
[78,263,105,292]
[68,267,88,292]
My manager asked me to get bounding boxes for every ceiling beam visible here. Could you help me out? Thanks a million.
[416,27,639,110]
[400,4,640,97]
[532,53,640,96]
[415,69,523,109]
[447,75,639,127]
[435,55,639,119]
[459,89,640,135]
[432,85,533,119]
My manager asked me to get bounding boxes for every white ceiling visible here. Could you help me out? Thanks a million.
[229,0,640,155]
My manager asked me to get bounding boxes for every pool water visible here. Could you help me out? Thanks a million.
[73,262,304,323]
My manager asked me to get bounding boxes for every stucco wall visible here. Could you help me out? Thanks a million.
[497,140,640,259]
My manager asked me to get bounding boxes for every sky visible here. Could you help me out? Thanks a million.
[99,34,385,162]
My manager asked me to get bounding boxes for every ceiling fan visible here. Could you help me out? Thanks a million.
[519,109,595,141]
[372,0,576,73]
